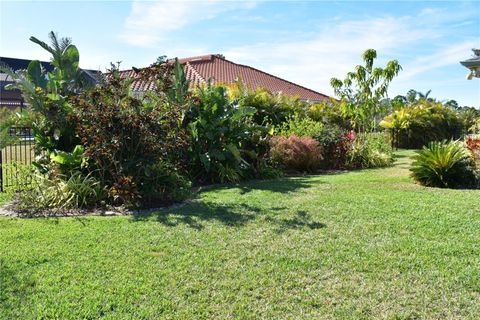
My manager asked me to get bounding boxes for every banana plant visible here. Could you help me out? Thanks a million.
[30,31,82,93]
[167,58,190,105]
[2,32,87,175]
[185,84,266,183]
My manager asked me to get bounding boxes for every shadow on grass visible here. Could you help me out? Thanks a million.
[131,176,332,230]
[132,202,325,233]
[0,258,35,318]
[265,210,326,233]
[132,202,257,229]
[209,176,328,195]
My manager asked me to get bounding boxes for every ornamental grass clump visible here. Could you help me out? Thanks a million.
[270,135,323,173]
[14,171,106,214]
[410,140,479,189]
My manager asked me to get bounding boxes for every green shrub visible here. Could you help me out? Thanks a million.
[228,83,306,126]
[276,114,323,138]
[381,101,463,149]
[308,100,350,129]
[140,162,192,206]
[347,132,394,169]
[470,118,480,134]
[410,140,479,189]
[1,32,89,158]
[185,84,270,184]
[270,135,323,173]
[256,162,284,179]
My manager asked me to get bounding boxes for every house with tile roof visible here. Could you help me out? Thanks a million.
[119,54,330,102]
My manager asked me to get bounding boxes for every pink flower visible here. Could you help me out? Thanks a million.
[345,131,356,141]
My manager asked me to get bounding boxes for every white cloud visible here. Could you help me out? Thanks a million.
[222,15,437,96]
[120,0,257,47]
[222,9,478,98]
[116,2,479,104]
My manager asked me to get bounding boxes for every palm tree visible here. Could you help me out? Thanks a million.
[406,89,433,103]
[417,89,432,101]
[379,108,410,149]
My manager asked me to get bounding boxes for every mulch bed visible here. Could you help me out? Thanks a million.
[0,200,192,218]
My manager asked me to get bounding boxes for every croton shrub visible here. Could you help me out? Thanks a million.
[465,135,480,163]
[70,65,191,207]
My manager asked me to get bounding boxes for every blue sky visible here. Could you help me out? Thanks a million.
[1,0,479,106]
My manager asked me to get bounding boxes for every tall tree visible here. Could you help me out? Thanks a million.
[330,49,402,132]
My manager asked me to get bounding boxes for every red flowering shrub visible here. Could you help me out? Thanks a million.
[465,136,480,161]
[312,124,355,169]
[331,131,356,169]
[270,135,323,173]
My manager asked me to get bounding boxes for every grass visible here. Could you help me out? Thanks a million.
[1,150,479,319]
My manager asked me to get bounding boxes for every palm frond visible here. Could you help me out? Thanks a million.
[29,36,55,56]
[48,31,61,52]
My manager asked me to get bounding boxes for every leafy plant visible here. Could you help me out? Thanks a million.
[0,32,91,166]
[227,82,305,126]
[49,144,85,174]
[410,140,478,189]
[308,99,351,129]
[470,118,480,134]
[185,84,270,183]
[15,171,106,213]
[312,124,355,169]
[70,63,190,207]
[330,49,402,132]
[270,135,323,173]
[140,161,192,206]
[276,114,323,138]
[381,100,463,149]
[379,108,410,149]
[346,132,393,169]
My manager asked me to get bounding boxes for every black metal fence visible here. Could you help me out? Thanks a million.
[0,127,35,192]
[0,99,26,111]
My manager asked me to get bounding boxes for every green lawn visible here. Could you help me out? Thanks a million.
[1,150,479,319]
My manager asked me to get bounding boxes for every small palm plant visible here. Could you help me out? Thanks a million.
[410,140,478,188]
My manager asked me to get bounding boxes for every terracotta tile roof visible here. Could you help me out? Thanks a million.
[119,54,330,102]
